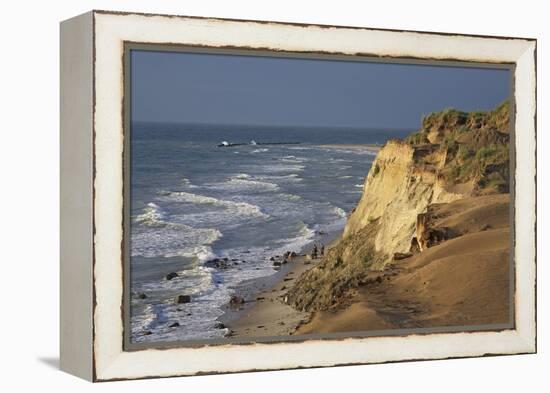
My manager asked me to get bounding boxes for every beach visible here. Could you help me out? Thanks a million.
[221,254,318,337]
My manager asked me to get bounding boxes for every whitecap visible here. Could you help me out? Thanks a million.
[160,191,270,219]
[333,206,347,218]
[134,202,166,227]
[131,223,221,259]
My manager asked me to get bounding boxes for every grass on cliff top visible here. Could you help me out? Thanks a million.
[406,100,510,193]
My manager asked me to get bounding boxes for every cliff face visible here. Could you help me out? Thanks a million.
[343,140,464,257]
[287,101,510,312]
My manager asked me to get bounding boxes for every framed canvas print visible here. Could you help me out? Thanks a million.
[60,10,537,381]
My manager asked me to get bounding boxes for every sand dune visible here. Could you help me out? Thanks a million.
[297,194,511,334]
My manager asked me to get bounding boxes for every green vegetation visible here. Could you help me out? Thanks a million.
[411,100,510,193]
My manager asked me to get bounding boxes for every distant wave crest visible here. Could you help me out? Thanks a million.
[161,191,270,219]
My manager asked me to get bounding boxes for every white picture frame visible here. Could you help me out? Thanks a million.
[60,10,536,382]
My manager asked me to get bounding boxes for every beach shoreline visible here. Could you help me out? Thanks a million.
[220,233,341,338]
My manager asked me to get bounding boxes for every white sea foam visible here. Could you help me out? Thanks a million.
[250,148,269,154]
[160,191,270,219]
[134,202,166,226]
[262,163,305,173]
[255,173,303,183]
[333,206,347,218]
[205,174,279,192]
[132,207,222,259]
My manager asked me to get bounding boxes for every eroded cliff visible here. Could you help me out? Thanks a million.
[287,101,510,312]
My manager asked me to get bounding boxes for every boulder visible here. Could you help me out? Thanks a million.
[175,295,191,304]
[273,261,282,267]
[169,322,180,328]
[166,272,178,281]
[393,252,413,261]
[137,293,147,299]
[229,295,245,305]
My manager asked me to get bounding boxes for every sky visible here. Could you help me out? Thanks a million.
[130,50,510,130]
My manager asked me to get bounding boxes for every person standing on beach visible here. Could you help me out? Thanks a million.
[312,244,318,259]
[320,243,325,257]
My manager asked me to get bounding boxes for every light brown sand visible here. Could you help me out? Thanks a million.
[229,194,511,337]
[297,194,511,334]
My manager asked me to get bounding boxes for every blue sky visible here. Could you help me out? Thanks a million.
[131,50,510,129]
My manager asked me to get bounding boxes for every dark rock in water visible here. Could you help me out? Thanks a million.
[166,272,178,281]
[256,297,265,301]
[273,261,282,266]
[176,295,191,304]
[282,259,288,264]
[269,257,275,261]
[243,250,250,254]
[205,259,231,269]
[177,308,182,311]
[233,261,239,265]
[223,257,229,262]
[229,295,245,305]
[137,293,147,299]
[169,322,180,328]
[187,313,192,316]
[231,258,238,261]
[317,230,327,235]
[290,251,298,258]
[214,322,225,329]
[143,331,152,336]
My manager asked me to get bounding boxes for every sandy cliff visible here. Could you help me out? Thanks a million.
[287,101,511,314]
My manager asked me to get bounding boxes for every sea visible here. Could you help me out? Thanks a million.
[130,123,411,343]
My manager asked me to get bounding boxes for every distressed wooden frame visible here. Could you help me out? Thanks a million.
[60,10,537,382]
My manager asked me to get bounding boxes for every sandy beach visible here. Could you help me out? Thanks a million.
[222,254,319,337]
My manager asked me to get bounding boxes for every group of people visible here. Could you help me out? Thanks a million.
[311,243,325,259]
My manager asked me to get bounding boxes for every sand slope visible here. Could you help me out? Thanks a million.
[297,194,511,334]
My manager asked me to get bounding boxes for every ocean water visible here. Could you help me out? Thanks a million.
[130,123,410,343]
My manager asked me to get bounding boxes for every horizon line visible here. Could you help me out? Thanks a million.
[130,120,417,131]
